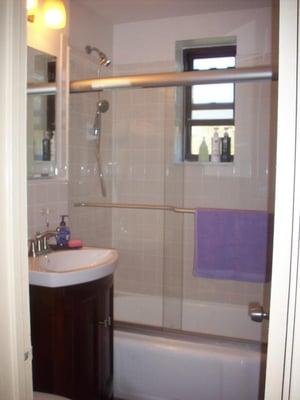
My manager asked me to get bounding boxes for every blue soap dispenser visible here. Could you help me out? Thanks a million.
[56,215,71,247]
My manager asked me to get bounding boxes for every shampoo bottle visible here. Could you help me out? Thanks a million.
[198,137,209,162]
[211,128,221,163]
[221,127,231,162]
[50,130,56,161]
[42,131,51,161]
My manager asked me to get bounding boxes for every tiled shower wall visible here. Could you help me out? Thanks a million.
[111,63,185,328]
[27,180,68,238]
[68,48,113,248]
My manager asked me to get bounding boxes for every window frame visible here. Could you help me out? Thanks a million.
[183,45,236,161]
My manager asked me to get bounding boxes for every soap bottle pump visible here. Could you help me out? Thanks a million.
[56,215,71,247]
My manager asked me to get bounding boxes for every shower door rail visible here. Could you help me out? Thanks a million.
[27,66,276,94]
[74,202,195,214]
[69,65,275,93]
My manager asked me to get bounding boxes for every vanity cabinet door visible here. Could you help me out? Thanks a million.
[30,285,74,396]
[30,274,113,400]
[96,280,113,399]
[70,275,113,400]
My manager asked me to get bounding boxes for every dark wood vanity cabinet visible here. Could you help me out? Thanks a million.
[30,275,113,400]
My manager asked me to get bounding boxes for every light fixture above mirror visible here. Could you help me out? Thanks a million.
[26,0,38,22]
[27,0,66,30]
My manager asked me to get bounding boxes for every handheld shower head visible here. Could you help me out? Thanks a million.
[93,100,109,136]
[97,99,109,113]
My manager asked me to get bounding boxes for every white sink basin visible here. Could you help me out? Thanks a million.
[29,247,118,288]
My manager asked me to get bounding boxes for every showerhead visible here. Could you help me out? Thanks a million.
[85,45,111,67]
[97,99,109,113]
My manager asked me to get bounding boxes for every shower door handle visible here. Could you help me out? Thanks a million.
[248,302,269,323]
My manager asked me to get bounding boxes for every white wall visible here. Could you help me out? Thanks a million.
[27,0,114,239]
[27,0,70,237]
[70,2,113,61]
[113,8,271,66]
[68,1,114,247]
[27,0,70,57]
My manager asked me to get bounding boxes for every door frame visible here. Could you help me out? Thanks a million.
[265,0,300,398]
[0,0,32,399]
[1,0,300,399]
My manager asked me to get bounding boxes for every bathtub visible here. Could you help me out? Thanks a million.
[114,330,265,400]
[114,291,265,341]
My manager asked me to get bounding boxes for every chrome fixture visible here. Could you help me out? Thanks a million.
[74,201,196,214]
[248,302,270,323]
[93,99,109,136]
[27,82,57,95]
[85,45,111,66]
[85,45,111,198]
[27,66,276,95]
[28,230,57,257]
[70,65,276,93]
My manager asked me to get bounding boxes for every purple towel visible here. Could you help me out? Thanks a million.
[193,208,272,283]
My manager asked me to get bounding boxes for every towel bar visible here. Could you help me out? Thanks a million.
[74,202,195,214]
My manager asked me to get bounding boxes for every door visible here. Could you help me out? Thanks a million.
[265,0,300,398]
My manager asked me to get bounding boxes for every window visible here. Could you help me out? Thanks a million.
[183,45,236,161]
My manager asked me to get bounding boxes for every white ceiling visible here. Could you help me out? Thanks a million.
[71,0,272,24]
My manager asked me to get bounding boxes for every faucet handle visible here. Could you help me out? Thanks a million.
[28,239,36,257]
[35,232,43,253]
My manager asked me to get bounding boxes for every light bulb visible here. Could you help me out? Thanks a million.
[27,0,38,22]
[43,0,66,30]
[26,0,38,12]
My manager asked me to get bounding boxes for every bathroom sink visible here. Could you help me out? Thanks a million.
[29,247,118,288]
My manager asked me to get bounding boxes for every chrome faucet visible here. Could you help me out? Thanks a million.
[28,230,57,257]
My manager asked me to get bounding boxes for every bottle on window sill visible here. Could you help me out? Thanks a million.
[198,137,209,162]
[42,131,51,161]
[211,128,221,163]
[221,127,231,162]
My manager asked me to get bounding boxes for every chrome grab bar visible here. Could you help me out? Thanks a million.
[74,202,195,214]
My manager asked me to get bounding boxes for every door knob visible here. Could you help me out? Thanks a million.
[248,302,269,323]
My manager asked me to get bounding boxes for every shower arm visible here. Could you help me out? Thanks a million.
[27,66,276,95]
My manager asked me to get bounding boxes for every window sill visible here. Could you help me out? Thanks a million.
[183,161,235,166]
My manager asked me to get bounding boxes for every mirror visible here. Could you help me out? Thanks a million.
[27,47,57,178]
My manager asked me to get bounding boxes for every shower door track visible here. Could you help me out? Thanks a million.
[114,320,266,349]
[27,65,276,94]
[74,201,195,214]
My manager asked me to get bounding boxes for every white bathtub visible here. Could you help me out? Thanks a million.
[114,330,265,400]
[114,292,265,341]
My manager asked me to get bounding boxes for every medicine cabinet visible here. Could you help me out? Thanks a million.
[27,38,69,179]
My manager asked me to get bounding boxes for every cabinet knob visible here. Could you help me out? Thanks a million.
[248,302,269,323]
